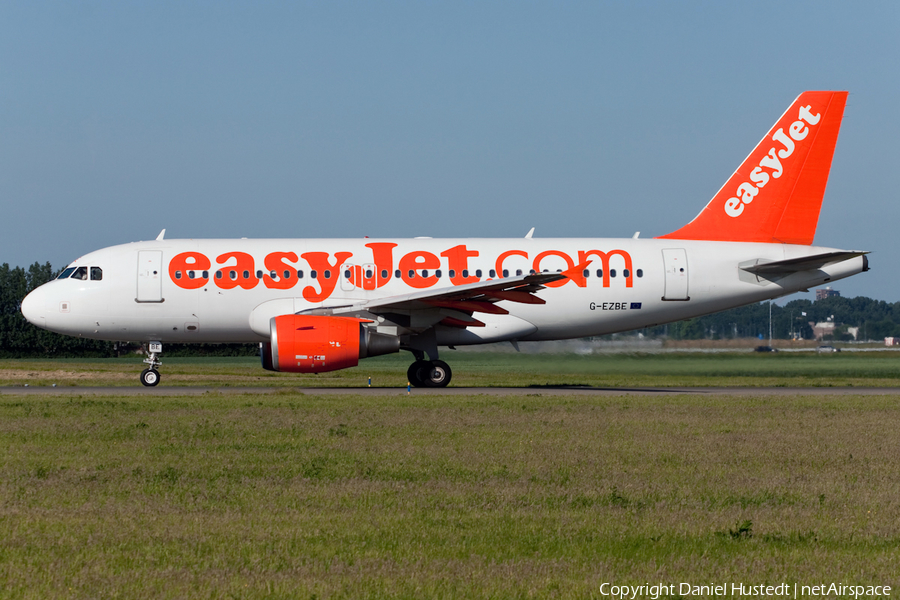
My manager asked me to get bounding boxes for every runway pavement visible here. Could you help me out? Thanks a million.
[3,385,900,396]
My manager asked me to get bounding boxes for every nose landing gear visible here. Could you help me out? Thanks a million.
[140,342,162,387]
[140,368,160,387]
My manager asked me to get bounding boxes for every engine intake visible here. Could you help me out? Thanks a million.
[260,314,399,373]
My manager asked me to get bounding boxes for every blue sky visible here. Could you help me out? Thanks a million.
[2,1,898,300]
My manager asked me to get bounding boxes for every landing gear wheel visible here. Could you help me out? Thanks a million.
[140,368,160,387]
[141,342,163,388]
[408,360,430,388]
[422,360,452,388]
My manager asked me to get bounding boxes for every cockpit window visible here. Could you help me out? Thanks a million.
[90,267,103,281]
[57,267,77,279]
[72,267,88,280]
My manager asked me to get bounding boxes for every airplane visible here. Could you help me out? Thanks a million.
[21,91,867,388]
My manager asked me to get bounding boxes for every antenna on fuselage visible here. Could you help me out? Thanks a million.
[524,227,535,239]
[156,229,166,241]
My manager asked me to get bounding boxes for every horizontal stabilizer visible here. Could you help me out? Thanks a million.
[740,251,868,276]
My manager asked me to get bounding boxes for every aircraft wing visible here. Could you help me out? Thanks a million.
[740,251,868,276]
[311,261,590,329]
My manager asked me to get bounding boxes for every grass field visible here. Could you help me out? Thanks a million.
[3,349,900,388]
[2,356,900,598]
[2,390,900,596]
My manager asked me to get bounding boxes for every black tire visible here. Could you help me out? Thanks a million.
[140,368,160,387]
[422,360,452,388]
[407,360,430,388]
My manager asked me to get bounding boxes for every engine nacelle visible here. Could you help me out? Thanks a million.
[260,314,399,373]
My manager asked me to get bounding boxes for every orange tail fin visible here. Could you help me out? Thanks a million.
[658,91,847,245]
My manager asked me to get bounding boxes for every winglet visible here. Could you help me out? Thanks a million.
[563,259,592,281]
[658,91,848,245]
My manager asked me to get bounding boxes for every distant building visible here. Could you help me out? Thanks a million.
[811,321,835,341]
[886,337,900,347]
[816,287,840,300]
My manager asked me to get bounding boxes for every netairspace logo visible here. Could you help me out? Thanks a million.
[598,582,891,599]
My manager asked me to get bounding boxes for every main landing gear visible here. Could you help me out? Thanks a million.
[407,359,452,388]
[140,342,163,387]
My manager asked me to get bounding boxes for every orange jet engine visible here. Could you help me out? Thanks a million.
[261,314,400,373]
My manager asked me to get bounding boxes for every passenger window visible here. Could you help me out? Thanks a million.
[57,267,77,279]
[216,271,222,279]
[490,269,496,278]
[637,269,643,278]
[344,269,351,278]
[202,271,208,278]
[381,270,388,279]
[175,271,182,280]
[283,270,291,279]
[503,269,509,277]
[435,270,442,278]
[243,270,250,279]
[623,269,630,278]
[311,270,317,279]
[596,269,603,278]
[256,270,263,279]
[230,270,237,280]
[90,267,103,281]
[449,270,456,278]
[610,269,617,278]
[366,269,373,278]
[408,270,414,278]
[72,267,88,280]
[188,271,195,279]
[324,270,331,279]
[395,270,401,278]
[422,270,429,278]
[516,269,522,276]
[297,270,304,279]
[475,269,482,278]
[462,269,469,278]
[583,270,589,278]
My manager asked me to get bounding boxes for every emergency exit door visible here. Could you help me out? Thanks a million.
[137,251,163,302]
[662,248,689,301]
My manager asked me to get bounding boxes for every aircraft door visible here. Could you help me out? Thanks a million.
[662,248,689,301]
[137,251,163,302]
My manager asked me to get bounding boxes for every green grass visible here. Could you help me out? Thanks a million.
[1,392,899,598]
[4,350,900,388]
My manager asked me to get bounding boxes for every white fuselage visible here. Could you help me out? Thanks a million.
[22,237,865,346]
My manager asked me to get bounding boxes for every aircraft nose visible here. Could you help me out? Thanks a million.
[21,287,47,328]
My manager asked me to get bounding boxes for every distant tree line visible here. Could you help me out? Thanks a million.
[642,295,900,341]
[2,261,898,357]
